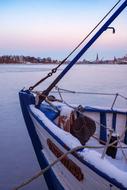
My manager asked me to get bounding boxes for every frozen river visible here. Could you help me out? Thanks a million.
[0,64,127,190]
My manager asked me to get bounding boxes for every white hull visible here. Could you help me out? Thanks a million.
[30,112,121,190]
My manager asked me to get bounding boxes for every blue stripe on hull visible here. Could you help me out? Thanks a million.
[19,90,127,190]
[29,106,127,190]
[19,90,64,190]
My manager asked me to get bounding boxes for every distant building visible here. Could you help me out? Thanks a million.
[96,53,99,63]
[0,53,127,64]
[19,56,24,63]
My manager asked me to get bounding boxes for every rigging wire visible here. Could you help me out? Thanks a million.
[55,87,127,130]
[54,86,127,100]
[29,0,122,91]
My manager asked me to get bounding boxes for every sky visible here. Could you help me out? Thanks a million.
[0,0,127,61]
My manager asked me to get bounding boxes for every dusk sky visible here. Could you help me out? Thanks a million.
[0,0,127,61]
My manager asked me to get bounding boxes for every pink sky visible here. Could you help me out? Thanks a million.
[0,0,127,60]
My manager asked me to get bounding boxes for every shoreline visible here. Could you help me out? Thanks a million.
[0,63,127,65]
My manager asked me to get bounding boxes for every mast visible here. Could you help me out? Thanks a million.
[39,0,127,103]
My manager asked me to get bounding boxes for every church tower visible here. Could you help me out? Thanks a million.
[96,53,99,63]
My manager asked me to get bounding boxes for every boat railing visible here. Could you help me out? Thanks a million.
[51,86,127,110]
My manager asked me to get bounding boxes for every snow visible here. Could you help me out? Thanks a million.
[59,105,73,116]
[30,105,81,148]
[80,149,127,187]
[30,104,127,188]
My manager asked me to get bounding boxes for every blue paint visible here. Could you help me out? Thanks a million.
[19,90,127,189]
[112,113,117,130]
[29,106,69,150]
[40,104,59,120]
[84,106,127,115]
[124,115,127,144]
[28,97,126,190]
[19,1,127,188]
[19,90,64,190]
[100,112,107,142]
[42,0,127,97]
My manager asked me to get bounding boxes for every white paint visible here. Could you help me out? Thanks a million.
[29,104,127,189]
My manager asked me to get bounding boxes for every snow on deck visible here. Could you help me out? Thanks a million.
[30,104,127,188]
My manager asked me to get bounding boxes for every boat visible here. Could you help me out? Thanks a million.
[19,1,127,190]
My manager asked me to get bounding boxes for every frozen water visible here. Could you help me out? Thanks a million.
[0,64,127,190]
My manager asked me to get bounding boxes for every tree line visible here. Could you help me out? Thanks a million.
[0,55,59,64]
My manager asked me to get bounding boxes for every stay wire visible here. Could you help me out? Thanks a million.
[29,0,122,91]
[54,86,127,101]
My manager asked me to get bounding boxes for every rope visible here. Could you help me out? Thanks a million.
[32,88,127,132]
[13,95,127,189]
[56,88,125,132]
[13,127,127,190]
[12,145,104,190]
[93,135,127,149]
[32,87,126,133]
[55,88,127,148]
[29,0,122,91]
[117,137,127,161]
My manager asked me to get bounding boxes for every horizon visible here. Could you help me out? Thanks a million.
[0,0,127,61]
[0,53,127,62]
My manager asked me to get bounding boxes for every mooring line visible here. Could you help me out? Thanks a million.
[12,145,103,190]
[12,130,126,190]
